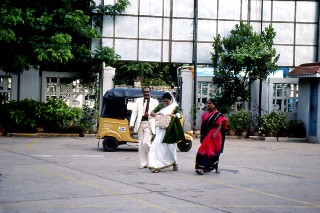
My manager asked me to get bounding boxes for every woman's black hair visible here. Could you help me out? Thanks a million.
[162,92,172,100]
[208,98,216,105]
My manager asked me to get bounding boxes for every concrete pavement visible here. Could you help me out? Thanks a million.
[0,136,319,213]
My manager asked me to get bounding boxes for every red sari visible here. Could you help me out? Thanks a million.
[195,110,228,172]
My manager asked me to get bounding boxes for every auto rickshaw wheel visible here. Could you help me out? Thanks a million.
[177,140,192,152]
[102,137,118,152]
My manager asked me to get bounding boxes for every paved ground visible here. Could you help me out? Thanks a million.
[0,136,319,213]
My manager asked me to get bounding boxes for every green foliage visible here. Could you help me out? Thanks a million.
[287,120,306,138]
[214,97,233,114]
[44,98,82,129]
[0,0,129,74]
[78,104,99,132]
[2,98,82,133]
[227,110,252,132]
[211,21,279,107]
[260,111,287,138]
[114,62,181,86]
[93,47,121,66]
[92,0,130,28]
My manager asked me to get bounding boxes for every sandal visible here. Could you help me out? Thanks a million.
[196,169,204,175]
[214,165,220,174]
[173,164,178,171]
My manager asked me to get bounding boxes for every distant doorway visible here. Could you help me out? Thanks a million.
[309,80,318,137]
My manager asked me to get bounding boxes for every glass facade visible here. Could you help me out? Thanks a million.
[100,0,319,67]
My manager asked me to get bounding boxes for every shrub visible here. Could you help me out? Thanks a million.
[78,104,99,133]
[5,99,38,132]
[228,110,252,134]
[2,98,82,133]
[287,120,306,138]
[260,111,287,139]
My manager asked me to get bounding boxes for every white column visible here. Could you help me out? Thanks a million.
[19,67,40,100]
[102,64,115,95]
[180,68,193,131]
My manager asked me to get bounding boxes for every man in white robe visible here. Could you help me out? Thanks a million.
[129,87,159,168]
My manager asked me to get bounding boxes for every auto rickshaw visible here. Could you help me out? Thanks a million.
[97,87,193,152]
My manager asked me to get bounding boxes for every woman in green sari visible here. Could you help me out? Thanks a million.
[148,92,184,173]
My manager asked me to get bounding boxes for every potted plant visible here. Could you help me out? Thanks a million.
[260,111,287,140]
[287,120,306,138]
[227,114,237,136]
[34,101,47,133]
[78,104,99,137]
[228,110,252,137]
[0,125,4,136]
[0,92,9,135]
[44,98,82,132]
[6,99,37,132]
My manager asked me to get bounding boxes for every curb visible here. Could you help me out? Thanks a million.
[248,135,309,143]
[4,133,97,137]
[1,133,309,143]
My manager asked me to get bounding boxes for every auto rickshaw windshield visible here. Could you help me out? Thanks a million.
[100,88,167,119]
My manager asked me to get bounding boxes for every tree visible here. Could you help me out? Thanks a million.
[0,0,129,75]
[114,62,182,86]
[211,21,279,112]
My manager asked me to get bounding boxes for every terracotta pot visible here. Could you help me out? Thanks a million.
[252,132,260,136]
[0,128,5,136]
[229,129,236,136]
[266,132,274,137]
[280,131,287,137]
[240,130,247,138]
[36,127,44,133]
[79,129,89,137]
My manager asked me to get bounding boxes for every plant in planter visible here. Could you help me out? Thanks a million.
[260,111,287,140]
[78,104,99,136]
[6,99,37,132]
[227,114,237,136]
[34,101,47,132]
[227,110,252,137]
[2,98,83,133]
[287,120,306,138]
[0,92,9,135]
[44,98,82,132]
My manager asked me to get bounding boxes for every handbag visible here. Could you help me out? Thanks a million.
[155,114,172,128]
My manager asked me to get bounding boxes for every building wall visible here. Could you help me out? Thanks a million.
[317,79,320,143]
[297,78,312,140]
[250,80,269,116]
[0,68,40,101]
[98,0,319,67]
[298,78,320,143]
[21,68,40,100]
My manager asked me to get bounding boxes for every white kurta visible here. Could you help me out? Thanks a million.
[148,103,178,170]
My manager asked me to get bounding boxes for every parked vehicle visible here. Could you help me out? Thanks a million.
[97,88,193,152]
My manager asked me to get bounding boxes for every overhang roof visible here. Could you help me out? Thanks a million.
[288,62,320,78]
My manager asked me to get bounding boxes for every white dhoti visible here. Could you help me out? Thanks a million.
[138,121,152,168]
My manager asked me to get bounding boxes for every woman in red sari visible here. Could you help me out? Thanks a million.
[195,98,228,175]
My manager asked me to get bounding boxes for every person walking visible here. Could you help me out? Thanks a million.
[148,92,185,173]
[195,98,228,175]
[129,87,159,169]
